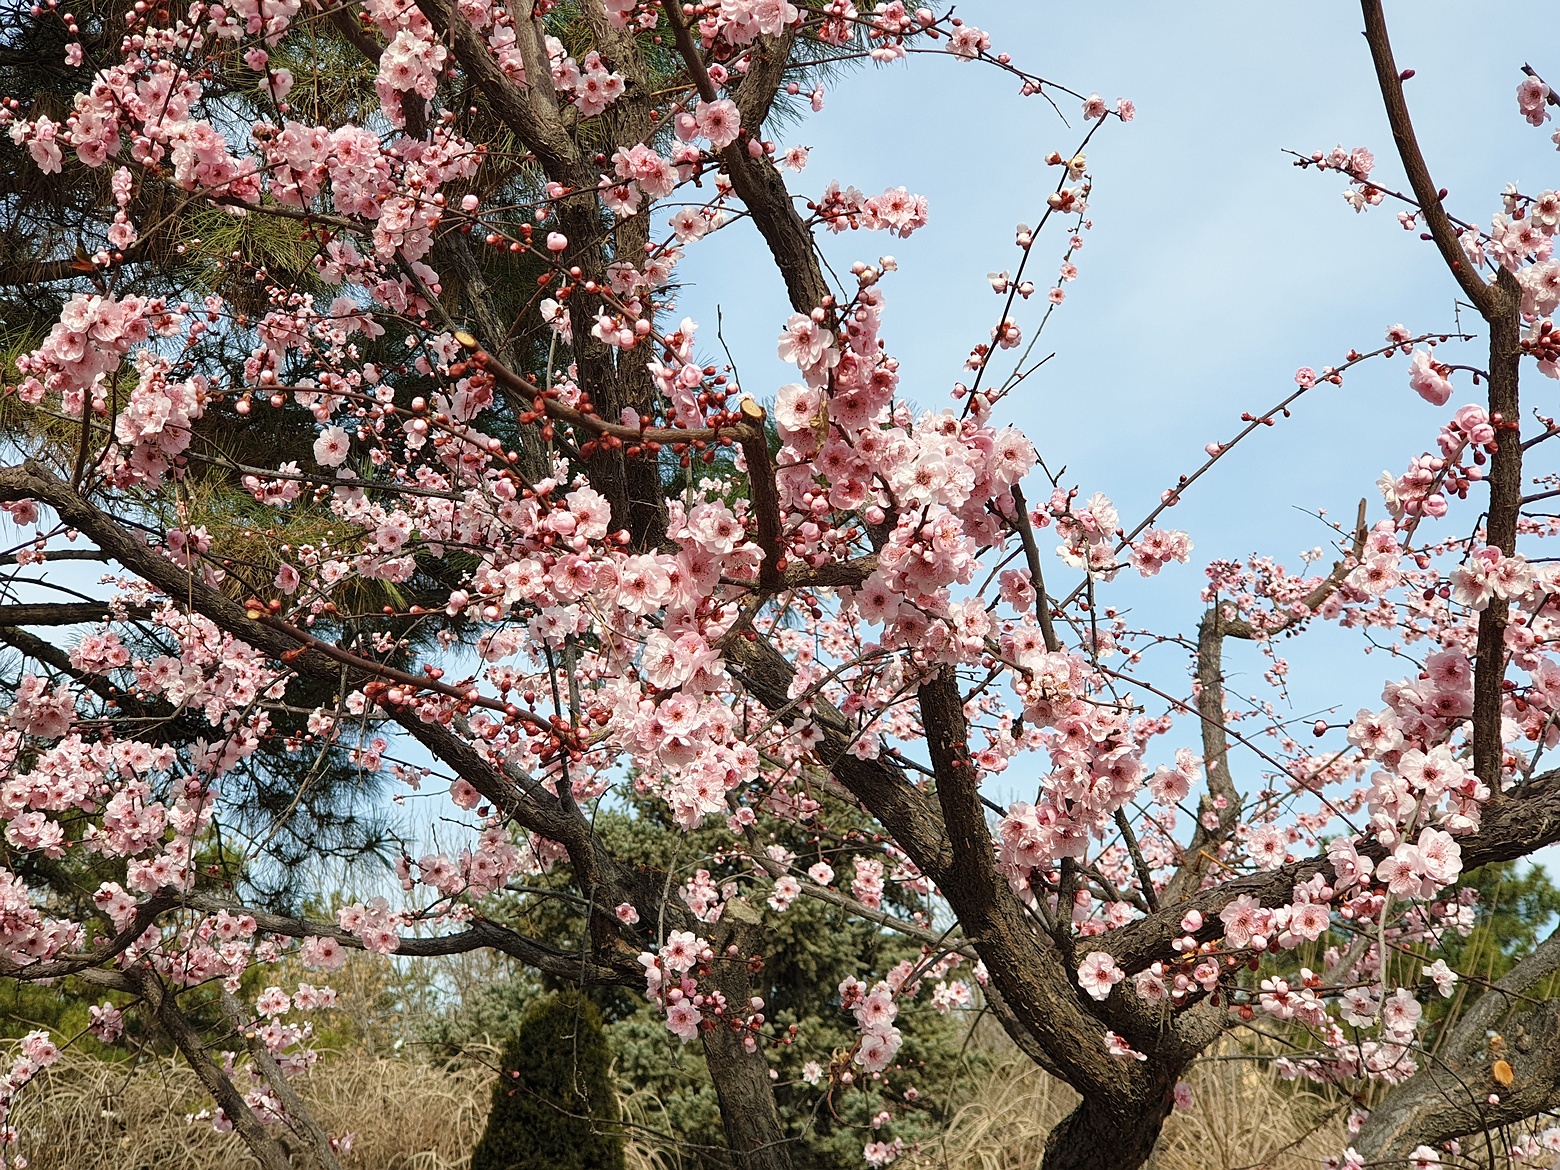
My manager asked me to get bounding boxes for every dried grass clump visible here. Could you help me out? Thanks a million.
[11,1045,689,1170]
[13,1046,496,1170]
[1150,1053,1345,1170]
[902,1057,1078,1169]
[904,1043,1345,1170]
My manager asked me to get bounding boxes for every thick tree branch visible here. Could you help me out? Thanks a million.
[1362,1,1525,792]
[737,397,785,585]
[123,966,295,1170]
[178,892,633,983]
[1162,505,1367,905]
[697,898,795,1170]
[919,667,1000,931]
[1010,485,1061,652]
[1360,0,1495,316]
[1355,925,1560,1164]
[218,988,342,1170]
[661,1,829,314]
[722,630,952,877]
[0,601,148,626]
[0,239,155,287]
[1158,603,1243,907]
[1472,267,1524,793]
[414,0,581,181]
[0,894,175,981]
[732,27,798,130]
[1105,766,1560,974]
[323,1,385,65]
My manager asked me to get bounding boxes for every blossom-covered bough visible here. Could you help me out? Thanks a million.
[2,0,1560,1167]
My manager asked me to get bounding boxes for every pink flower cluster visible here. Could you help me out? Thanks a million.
[640,930,720,1042]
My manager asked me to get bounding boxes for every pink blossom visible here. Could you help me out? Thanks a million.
[1104,1030,1147,1061]
[1408,349,1453,406]
[1076,951,1123,1000]
[1518,77,1552,125]
[945,25,990,61]
[665,1001,700,1041]
[695,99,742,151]
[313,427,350,467]
[1422,959,1457,997]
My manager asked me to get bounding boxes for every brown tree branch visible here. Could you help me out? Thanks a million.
[697,898,795,1170]
[0,462,664,967]
[661,0,830,314]
[1157,603,1244,908]
[722,630,952,876]
[736,397,785,585]
[0,893,175,981]
[1105,766,1560,975]
[1362,3,1525,793]
[413,0,581,181]
[1010,484,1061,653]
[177,892,632,983]
[218,988,342,1170]
[118,966,295,1170]
[1161,503,1367,906]
[1472,267,1525,793]
[1114,809,1159,914]
[0,601,149,626]
[1360,0,1496,316]
[1355,925,1560,1164]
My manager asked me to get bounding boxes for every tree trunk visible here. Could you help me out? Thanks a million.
[699,899,793,1170]
[1041,1086,1174,1170]
[1355,925,1560,1164]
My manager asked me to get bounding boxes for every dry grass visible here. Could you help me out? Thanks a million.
[13,1047,496,1170]
[8,1040,1342,1170]
[1150,1053,1345,1170]
[11,1045,686,1170]
[904,1044,1345,1170]
[903,1057,1078,1170]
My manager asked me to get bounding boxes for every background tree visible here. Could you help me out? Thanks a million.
[423,788,991,1168]
[470,989,626,1170]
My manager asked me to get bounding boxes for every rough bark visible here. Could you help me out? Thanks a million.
[125,968,296,1170]
[1362,0,1524,792]
[1159,604,1243,906]
[1041,1084,1176,1170]
[219,988,343,1170]
[1355,927,1560,1164]
[698,899,795,1170]
[0,601,151,625]
[1471,268,1524,793]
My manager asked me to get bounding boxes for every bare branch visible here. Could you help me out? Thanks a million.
[1359,0,1496,316]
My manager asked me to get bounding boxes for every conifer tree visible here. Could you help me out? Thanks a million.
[471,991,626,1170]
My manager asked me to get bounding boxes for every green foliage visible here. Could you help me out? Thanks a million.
[416,962,547,1054]
[601,893,983,1170]
[470,991,626,1170]
[1411,860,1560,1031]
[426,792,991,1169]
[1439,860,1560,977]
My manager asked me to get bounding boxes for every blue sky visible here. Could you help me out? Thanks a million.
[677,1,1554,747]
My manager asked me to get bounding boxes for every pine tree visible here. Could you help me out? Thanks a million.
[471,991,626,1170]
